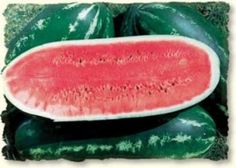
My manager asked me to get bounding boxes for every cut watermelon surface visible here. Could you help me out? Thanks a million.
[3,36,220,121]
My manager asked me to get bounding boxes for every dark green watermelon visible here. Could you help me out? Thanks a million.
[15,106,216,160]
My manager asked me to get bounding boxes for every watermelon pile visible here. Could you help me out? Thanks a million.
[2,2,229,160]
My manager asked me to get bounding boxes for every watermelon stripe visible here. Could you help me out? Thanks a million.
[63,3,81,10]
[25,135,215,159]
[85,8,100,39]
[138,10,178,35]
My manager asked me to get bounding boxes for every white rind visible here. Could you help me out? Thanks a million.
[2,35,220,122]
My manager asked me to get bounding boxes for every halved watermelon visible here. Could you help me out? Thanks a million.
[3,35,220,121]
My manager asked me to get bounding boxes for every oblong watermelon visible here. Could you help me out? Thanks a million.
[3,35,220,121]
[15,106,216,160]
[5,3,114,64]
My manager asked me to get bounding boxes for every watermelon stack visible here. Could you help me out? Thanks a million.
[2,2,229,160]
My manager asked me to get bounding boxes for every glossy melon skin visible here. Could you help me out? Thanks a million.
[15,106,216,160]
[5,3,114,64]
[120,3,228,108]
[3,36,220,121]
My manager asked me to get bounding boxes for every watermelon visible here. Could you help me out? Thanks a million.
[15,106,216,160]
[120,3,228,108]
[5,3,114,64]
[3,35,220,121]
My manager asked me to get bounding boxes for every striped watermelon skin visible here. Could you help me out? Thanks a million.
[5,3,114,64]
[15,106,216,160]
[120,3,228,108]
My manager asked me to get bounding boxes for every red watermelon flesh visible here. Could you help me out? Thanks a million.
[3,36,220,121]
